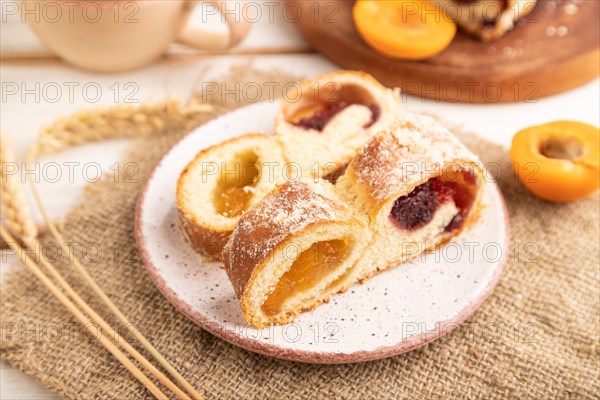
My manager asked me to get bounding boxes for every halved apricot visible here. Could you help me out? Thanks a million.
[353,0,456,60]
[510,121,599,202]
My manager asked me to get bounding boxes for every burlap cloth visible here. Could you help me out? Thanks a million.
[1,67,598,399]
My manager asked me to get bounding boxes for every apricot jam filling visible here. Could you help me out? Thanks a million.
[390,169,477,232]
[262,239,351,316]
[213,151,260,218]
[287,83,381,132]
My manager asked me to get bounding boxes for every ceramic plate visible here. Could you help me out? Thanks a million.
[135,101,509,363]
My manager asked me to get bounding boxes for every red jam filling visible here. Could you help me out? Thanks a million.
[292,102,380,132]
[390,170,476,232]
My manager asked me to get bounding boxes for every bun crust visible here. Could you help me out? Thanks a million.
[177,209,231,261]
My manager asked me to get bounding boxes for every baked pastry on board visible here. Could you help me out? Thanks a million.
[274,70,403,180]
[177,133,286,261]
[431,0,537,41]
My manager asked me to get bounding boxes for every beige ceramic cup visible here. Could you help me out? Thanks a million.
[22,0,251,72]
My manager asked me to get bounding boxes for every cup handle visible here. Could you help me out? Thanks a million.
[176,0,251,51]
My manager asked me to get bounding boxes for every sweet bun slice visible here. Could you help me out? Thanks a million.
[336,114,485,282]
[177,133,286,261]
[274,70,403,181]
[223,180,368,328]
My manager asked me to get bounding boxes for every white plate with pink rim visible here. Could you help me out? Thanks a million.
[135,101,509,364]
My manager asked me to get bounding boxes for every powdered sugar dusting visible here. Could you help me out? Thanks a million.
[350,113,481,203]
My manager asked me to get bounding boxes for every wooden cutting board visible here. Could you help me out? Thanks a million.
[287,0,599,103]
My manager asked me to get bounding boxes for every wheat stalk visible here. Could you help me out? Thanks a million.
[0,135,38,245]
[1,99,211,247]
[28,100,212,160]
[21,98,211,399]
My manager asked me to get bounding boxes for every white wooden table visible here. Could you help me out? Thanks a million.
[1,3,598,398]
